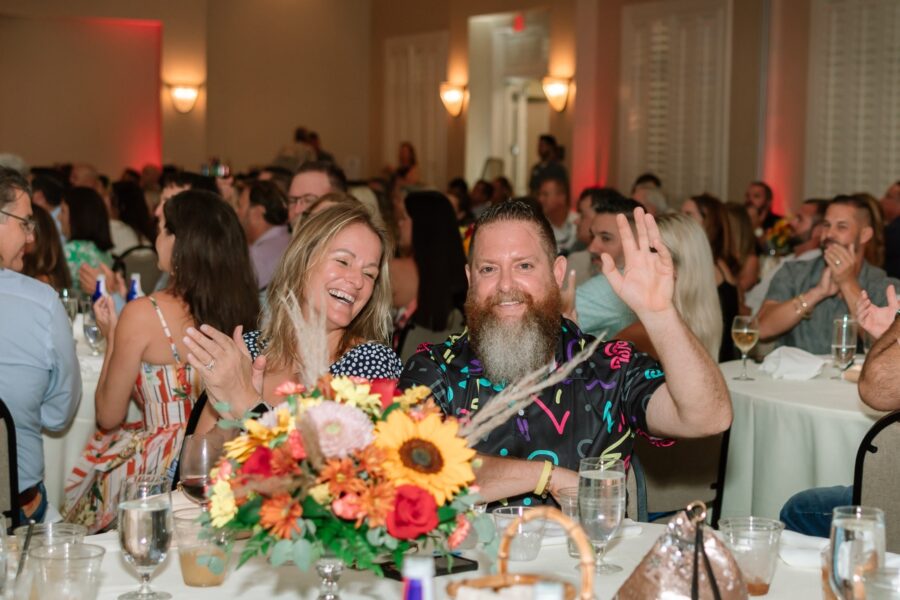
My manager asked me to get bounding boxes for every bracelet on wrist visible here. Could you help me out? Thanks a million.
[534,460,555,497]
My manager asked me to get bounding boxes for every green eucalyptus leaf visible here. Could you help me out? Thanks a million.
[292,538,318,570]
[270,539,293,566]
[473,514,495,543]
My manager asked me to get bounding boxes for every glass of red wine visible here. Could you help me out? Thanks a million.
[177,431,225,510]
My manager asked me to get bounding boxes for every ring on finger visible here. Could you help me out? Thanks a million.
[205,359,216,371]
[835,259,842,266]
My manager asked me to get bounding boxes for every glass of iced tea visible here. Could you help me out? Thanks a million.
[732,316,760,381]
[719,517,784,596]
[173,508,232,587]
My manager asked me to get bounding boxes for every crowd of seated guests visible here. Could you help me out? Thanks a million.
[1,131,897,535]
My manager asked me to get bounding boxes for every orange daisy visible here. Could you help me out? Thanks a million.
[354,446,387,479]
[259,493,303,540]
[318,458,366,496]
[270,445,302,477]
[356,481,396,529]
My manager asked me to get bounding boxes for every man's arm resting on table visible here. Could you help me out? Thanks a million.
[757,286,830,341]
[473,454,578,503]
[859,317,900,411]
[642,308,732,438]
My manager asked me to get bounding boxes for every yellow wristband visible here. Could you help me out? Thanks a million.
[534,460,554,497]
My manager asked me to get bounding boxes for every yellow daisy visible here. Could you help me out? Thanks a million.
[224,407,294,461]
[330,377,382,417]
[374,411,475,505]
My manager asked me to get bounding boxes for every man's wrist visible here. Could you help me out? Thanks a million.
[635,306,680,330]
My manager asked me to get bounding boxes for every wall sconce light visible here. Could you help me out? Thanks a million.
[439,82,467,117]
[542,77,571,112]
[167,84,201,114]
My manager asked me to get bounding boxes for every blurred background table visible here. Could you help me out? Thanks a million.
[720,359,885,520]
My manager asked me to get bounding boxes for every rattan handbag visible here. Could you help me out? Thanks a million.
[446,506,595,600]
[615,501,748,599]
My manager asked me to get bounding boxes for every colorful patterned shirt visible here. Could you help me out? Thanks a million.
[399,318,667,506]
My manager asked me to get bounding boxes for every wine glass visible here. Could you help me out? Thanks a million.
[81,299,103,356]
[732,316,759,381]
[831,317,858,379]
[177,431,226,510]
[577,457,626,574]
[118,475,173,600]
[59,288,79,325]
[829,506,885,599]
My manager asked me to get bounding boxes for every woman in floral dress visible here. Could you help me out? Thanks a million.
[63,190,260,532]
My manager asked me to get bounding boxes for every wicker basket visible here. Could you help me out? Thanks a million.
[446,506,596,600]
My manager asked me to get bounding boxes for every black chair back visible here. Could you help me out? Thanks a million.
[0,398,22,531]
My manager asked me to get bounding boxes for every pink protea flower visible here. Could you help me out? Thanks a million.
[304,401,374,459]
[274,381,307,397]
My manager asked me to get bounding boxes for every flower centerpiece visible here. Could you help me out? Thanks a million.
[204,376,495,574]
[764,218,794,256]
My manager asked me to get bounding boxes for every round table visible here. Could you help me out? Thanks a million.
[719,359,886,520]
[86,518,827,599]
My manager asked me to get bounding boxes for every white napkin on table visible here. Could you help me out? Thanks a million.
[760,347,827,380]
[779,529,900,569]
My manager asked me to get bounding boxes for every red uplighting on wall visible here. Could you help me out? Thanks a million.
[513,13,525,32]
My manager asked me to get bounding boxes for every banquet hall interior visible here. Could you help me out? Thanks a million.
[1,0,899,598]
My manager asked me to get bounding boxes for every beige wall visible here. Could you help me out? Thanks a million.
[206,0,371,176]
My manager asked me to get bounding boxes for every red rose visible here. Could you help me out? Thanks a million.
[369,378,400,410]
[386,485,438,540]
[240,446,274,478]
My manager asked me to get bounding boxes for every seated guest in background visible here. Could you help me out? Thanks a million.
[64,190,259,533]
[69,162,102,194]
[187,203,402,433]
[631,172,662,194]
[59,186,114,294]
[745,180,782,239]
[393,192,468,362]
[392,141,420,187]
[745,199,828,315]
[881,180,900,278]
[758,196,900,354]
[257,165,294,195]
[631,173,669,216]
[30,174,66,246]
[854,192,886,269]
[287,160,348,226]
[470,179,494,218]
[537,174,578,255]
[22,204,72,292]
[308,132,335,164]
[681,194,739,361]
[616,214,723,360]
[724,203,760,308]
[779,285,900,537]
[399,200,732,504]
[574,192,641,338]
[0,168,80,523]
[491,176,513,205]
[237,180,291,291]
[529,134,568,196]
[567,187,611,286]
[108,180,155,255]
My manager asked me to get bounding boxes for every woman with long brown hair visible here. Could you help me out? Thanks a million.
[21,203,72,291]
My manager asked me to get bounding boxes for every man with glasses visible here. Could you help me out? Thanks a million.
[287,161,348,226]
[0,167,81,523]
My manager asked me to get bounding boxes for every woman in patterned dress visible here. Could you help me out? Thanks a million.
[185,201,402,434]
[58,187,114,294]
[63,190,260,532]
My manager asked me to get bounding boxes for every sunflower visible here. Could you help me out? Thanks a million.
[374,411,475,505]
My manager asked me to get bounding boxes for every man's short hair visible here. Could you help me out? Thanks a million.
[259,165,294,194]
[469,198,557,264]
[0,167,30,211]
[579,187,639,217]
[31,174,64,207]
[751,180,774,204]
[829,194,875,228]
[632,172,662,191]
[162,170,219,195]
[248,180,289,226]
[802,198,829,226]
[539,173,569,199]
[295,160,348,193]
[539,134,557,148]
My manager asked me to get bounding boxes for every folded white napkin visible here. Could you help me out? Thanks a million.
[778,530,900,569]
[760,347,827,380]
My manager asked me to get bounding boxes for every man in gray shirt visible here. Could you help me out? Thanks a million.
[759,195,900,354]
[0,168,81,523]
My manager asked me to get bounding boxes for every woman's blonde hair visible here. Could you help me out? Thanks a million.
[262,203,393,370]
[657,214,723,359]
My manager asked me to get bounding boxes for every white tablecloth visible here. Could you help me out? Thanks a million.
[720,359,886,520]
[86,520,826,599]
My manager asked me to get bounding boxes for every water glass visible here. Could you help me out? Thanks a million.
[491,506,545,561]
[118,475,173,600]
[578,457,626,574]
[173,507,232,587]
[830,506,886,599]
[557,486,579,559]
[831,317,858,379]
[81,299,103,356]
[59,288,79,324]
[732,316,760,380]
[718,517,784,596]
[30,542,106,600]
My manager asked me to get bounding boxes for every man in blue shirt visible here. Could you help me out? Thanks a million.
[0,168,81,523]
